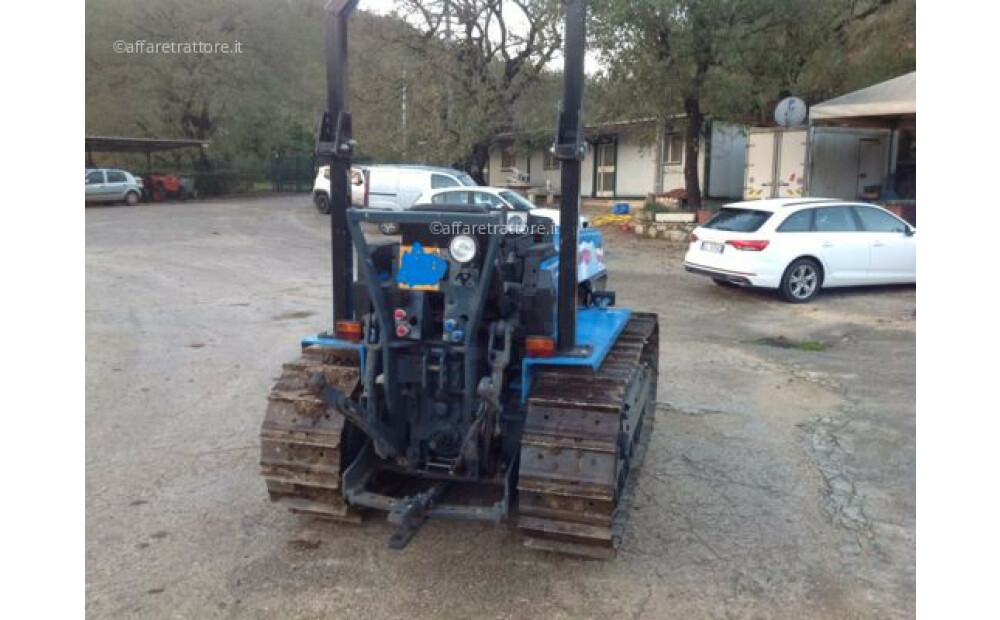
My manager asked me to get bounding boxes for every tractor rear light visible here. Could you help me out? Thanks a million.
[396,323,411,338]
[393,308,407,321]
[688,232,699,243]
[525,336,556,358]
[335,320,363,342]
[726,239,769,251]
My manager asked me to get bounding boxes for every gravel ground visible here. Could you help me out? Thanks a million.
[86,196,915,619]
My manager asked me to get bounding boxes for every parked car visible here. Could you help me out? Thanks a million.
[683,198,916,302]
[85,168,143,205]
[416,186,591,230]
[312,164,477,233]
[312,165,368,214]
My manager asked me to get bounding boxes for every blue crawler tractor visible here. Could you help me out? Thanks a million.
[260,0,659,558]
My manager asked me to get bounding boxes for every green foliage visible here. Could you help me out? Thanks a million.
[590,0,916,122]
[588,0,915,206]
[86,0,453,175]
[85,0,914,187]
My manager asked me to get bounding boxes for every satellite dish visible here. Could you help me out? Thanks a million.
[774,97,807,126]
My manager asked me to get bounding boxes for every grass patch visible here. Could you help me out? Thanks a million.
[798,340,829,352]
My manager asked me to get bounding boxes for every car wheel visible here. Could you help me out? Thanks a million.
[713,278,737,288]
[314,193,331,214]
[125,191,140,206]
[780,258,821,303]
[378,222,400,235]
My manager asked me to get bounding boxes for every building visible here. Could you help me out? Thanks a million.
[743,71,916,215]
[487,118,747,201]
[809,71,916,201]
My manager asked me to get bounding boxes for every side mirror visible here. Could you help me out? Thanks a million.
[904,227,915,237]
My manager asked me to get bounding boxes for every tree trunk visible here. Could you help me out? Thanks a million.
[464,141,490,185]
[683,95,704,209]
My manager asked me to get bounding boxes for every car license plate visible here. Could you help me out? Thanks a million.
[701,241,724,253]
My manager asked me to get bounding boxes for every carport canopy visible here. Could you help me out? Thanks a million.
[85,136,208,174]
[809,72,915,123]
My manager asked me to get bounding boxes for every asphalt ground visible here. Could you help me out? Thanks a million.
[87,196,915,618]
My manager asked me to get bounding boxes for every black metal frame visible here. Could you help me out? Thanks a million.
[342,441,513,524]
[344,208,504,452]
[320,0,359,326]
[554,0,587,351]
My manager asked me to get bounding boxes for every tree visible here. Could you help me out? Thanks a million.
[592,0,782,208]
[392,0,564,182]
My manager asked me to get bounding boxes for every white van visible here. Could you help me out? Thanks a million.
[313,164,477,232]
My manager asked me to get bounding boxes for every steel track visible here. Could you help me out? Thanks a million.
[260,346,363,522]
[516,313,659,558]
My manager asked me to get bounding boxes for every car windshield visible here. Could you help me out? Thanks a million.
[499,191,535,212]
[703,207,772,232]
[457,173,477,186]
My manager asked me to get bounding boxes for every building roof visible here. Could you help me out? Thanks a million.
[810,72,916,122]
[493,117,667,143]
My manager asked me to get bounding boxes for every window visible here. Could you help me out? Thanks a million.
[106,170,127,183]
[432,191,469,204]
[777,209,813,232]
[814,206,858,232]
[431,174,460,189]
[500,148,516,170]
[854,206,908,233]
[543,149,559,171]
[703,208,772,232]
[86,170,104,184]
[498,191,536,211]
[663,133,683,165]
[456,173,477,187]
[466,191,500,208]
[597,140,615,166]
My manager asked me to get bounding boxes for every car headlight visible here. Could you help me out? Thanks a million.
[449,235,477,263]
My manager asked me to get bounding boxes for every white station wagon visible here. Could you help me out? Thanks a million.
[683,198,916,302]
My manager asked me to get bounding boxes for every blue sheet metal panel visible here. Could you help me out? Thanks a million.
[300,334,366,372]
[397,242,449,288]
[520,306,631,402]
[542,227,608,283]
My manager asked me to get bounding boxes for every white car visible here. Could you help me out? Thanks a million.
[313,164,475,210]
[312,165,369,213]
[85,168,144,205]
[416,186,590,230]
[683,198,915,302]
